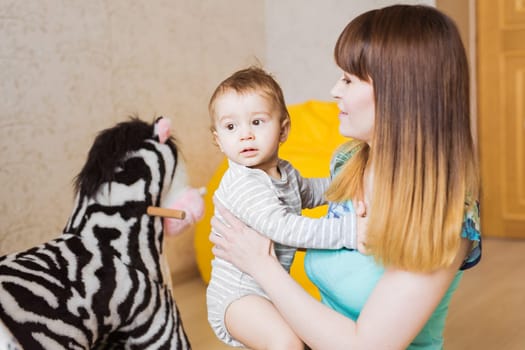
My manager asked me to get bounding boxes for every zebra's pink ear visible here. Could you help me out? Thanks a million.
[155,117,171,144]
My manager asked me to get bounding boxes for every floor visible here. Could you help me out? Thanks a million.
[171,238,525,350]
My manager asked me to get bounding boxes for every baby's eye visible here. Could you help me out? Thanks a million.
[226,123,235,131]
[252,119,262,126]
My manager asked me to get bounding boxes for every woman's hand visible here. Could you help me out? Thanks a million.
[210,197,276,277]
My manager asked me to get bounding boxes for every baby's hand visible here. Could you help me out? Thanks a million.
[354,200,369,254]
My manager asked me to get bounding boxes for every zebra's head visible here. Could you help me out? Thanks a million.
[74,116,179,207]
[64,117,182,260]
[62,116,182,279]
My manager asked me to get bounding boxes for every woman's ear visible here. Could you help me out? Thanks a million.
[279,118,290,143]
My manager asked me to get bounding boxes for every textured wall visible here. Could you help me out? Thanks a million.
[0,0,264,282]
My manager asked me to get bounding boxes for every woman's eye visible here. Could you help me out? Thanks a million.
[342,77,351,84]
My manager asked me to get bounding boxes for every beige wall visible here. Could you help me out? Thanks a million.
[0,0,264,280]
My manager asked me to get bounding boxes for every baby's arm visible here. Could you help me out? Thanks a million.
[296,167,361,249]
[298,176,330,209]
[220,177,357,250]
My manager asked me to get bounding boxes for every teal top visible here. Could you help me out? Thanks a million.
[304,146,481,349]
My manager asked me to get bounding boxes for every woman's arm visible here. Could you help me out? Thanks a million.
[211,202,469,350]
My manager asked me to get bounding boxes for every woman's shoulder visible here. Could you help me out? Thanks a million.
[330,140,363,174]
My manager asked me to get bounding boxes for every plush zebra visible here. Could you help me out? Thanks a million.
[0,117,192,349]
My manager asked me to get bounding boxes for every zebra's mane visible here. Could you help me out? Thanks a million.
[74,117,177,199]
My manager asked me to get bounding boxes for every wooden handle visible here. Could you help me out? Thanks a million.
[147,206,186,220]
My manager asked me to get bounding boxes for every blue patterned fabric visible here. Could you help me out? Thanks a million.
[460,199,481,269]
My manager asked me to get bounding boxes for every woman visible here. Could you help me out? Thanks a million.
[210,4,481,349]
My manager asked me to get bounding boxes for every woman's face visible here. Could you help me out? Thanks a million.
[330,72,375,144]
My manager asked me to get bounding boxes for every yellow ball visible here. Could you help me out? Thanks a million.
[194,100,347,298]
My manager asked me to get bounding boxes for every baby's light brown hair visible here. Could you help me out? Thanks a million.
[208,66,290,132]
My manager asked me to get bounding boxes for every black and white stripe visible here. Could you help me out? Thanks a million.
[0,117,191,349]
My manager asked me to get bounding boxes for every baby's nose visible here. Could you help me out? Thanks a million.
[240,127,255,140]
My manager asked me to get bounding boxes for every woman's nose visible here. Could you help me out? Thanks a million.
[330,81,342,99]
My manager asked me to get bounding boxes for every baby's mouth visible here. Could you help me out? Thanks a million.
[241,148,258,155]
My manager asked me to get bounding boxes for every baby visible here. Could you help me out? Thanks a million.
[206,66,361,349]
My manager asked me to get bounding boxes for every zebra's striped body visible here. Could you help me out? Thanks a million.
[0,117,191,349]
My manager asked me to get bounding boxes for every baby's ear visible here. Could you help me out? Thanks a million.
[279,118,290,143]
[213,131,224,152]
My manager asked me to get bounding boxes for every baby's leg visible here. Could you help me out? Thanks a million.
[225,294,304,350]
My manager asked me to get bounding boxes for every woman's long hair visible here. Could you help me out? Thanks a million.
[326,5,479,272]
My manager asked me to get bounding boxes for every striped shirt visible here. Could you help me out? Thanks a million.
[207,159,357,346]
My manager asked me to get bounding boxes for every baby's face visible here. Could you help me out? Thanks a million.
[212,90,285,172]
